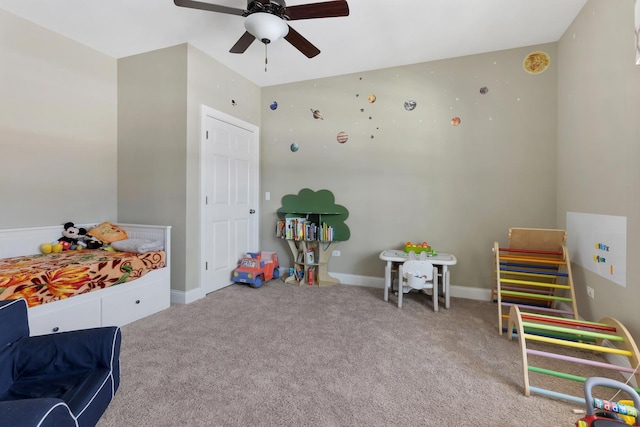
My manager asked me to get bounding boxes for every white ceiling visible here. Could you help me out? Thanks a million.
[0,0,587,87]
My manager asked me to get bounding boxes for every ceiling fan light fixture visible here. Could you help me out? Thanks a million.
[244,12,289,44]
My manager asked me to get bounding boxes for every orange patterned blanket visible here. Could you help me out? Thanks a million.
[0,250,166,307]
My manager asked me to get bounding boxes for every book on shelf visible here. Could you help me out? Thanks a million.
[305,247,315,264]
[320,222,334,241]
[276,218,335,242]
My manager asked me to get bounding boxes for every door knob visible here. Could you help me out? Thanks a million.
[249,209,256,214]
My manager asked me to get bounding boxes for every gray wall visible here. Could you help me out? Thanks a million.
[0,9,117,228]
[118,44,260,294]
[260,43,559,290]
[557,0,640,339]
[3,0,639,343]
[117,45,189,293]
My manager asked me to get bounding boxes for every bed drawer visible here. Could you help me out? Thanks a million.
[101,279,169,327]
[28,298,102,336]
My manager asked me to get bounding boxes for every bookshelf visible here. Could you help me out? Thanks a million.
[276,189,350,286]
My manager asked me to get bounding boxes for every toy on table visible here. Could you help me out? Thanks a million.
[232,251,280,288]
[403,241,436,256]
[40,222,87,254]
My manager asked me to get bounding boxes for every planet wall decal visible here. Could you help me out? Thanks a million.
[310,108,324,120]
[523,51,550,75]
[290,143,299,152]
[337,132,348,144]
[270,101,278,110]
[404,100,417,111]
[367,94,376,103]
[451,117,461,126]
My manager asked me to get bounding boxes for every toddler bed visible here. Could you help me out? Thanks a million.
[0,249,166,308]
[0,223,171,335]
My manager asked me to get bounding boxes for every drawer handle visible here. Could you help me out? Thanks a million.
[52,326,59,332]
[135,299,141,304]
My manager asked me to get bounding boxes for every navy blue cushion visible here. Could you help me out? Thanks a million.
[0,299,121,427]
[0,299,29,398]
[1,398,77,426]
[0,299,30,346]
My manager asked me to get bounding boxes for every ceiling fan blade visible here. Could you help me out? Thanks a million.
[286,0,349,20]
[173,0,244,16]
[230,32,257,54]
[284,25,320,58]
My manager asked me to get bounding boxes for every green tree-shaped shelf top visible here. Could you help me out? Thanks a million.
[277,188,350,241]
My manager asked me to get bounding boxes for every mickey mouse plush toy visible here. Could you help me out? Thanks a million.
[57,222,88,251]
[40,222,88,254]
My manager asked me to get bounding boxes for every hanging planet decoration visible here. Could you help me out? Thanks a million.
[290,143,299,152]
[270,101,278,110]
[310,108,324,120]
[523,51,550,74]
[336,132,348,144]
[367,94,376,103]
[480,87,489,94]
[451,117,461,126]
[404,100,417,111]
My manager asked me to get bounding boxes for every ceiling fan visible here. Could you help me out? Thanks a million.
[174,0,350,58]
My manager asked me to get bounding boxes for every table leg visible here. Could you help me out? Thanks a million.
[444,267,450,309]
[384,261,391,302]
[398,263,403,308]
[432,266,438,312]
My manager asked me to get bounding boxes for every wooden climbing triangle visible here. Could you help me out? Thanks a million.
[493,227,578,334]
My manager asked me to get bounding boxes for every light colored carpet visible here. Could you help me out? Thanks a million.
[97,281,620,426]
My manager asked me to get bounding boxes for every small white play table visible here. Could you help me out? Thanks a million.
[379,249,457,309]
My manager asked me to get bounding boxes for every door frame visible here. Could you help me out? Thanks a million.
[199,104,260,296]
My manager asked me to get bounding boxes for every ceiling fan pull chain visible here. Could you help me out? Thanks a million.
[264,42,268,72]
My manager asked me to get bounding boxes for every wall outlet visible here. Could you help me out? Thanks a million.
[332,250,341,256]
[587,286,595,299]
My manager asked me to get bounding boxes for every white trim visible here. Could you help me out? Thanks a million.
[37,402,77,427]
[330,273,492,301]
[110,328,120,396]
[170,287,205,305]
[75,327,121,421]
[0,298,24,310]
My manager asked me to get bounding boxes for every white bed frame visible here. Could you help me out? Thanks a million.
[0,223,171,336]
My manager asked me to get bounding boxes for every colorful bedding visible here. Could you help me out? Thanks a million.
[0,250,166,307]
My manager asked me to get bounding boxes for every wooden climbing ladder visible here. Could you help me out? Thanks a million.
[508,305,640,404]
[493,228,578,334]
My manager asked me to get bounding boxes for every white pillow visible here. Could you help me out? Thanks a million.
[110,239,164,254]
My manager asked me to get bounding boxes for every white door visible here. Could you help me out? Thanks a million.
[201,106,259,294]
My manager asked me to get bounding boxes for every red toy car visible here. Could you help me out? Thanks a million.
[232,251,280,288]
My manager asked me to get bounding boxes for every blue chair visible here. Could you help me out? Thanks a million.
[0,298,121,427]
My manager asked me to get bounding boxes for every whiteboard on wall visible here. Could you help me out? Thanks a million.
[566,212,627,287]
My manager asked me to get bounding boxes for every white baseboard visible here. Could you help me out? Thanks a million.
[170,287,204,305]
[331,273,492,301]
[172,271,492,303]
